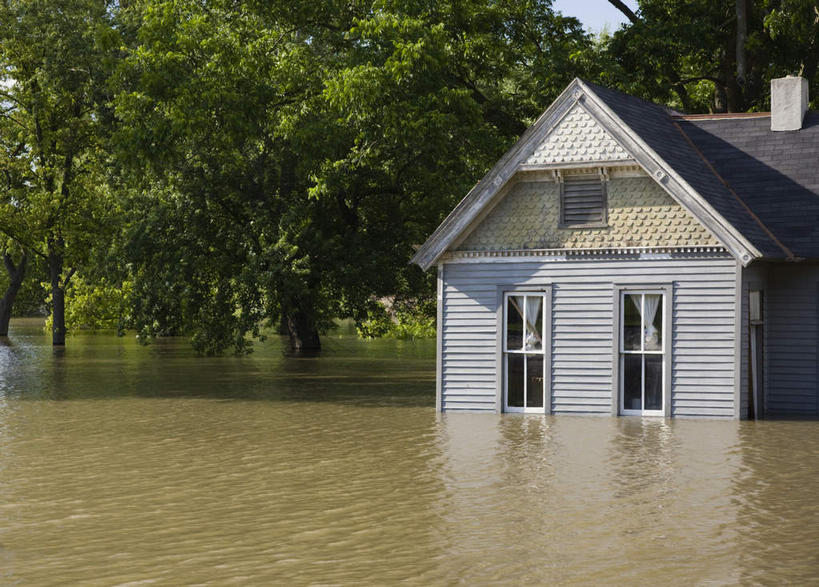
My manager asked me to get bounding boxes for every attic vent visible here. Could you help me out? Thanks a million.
[560,175,607,227]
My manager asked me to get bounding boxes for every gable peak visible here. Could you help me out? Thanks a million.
[525,103,630,165]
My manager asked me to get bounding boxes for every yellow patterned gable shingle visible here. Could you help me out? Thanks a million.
[525,105,630,165]
[456,176,721,251]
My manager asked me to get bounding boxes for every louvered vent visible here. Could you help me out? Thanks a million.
[561,175,606,227]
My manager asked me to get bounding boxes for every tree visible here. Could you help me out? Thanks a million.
[113,0,346,353]
[114,0,596,354]
[0,245,27,336]
[604,0,819,113]
[318,0,594,328]
[0,0,122,345]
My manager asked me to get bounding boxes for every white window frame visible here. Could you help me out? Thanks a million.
[612,284,672,418]
[499,288,551,414]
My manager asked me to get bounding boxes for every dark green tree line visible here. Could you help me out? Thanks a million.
[112,0,594,354]
[4,0,819,352]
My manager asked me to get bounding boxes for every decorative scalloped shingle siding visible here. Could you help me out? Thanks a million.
[525,105,630,164]
[457,176,721,250]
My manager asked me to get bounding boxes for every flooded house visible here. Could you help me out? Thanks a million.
[412,76,819,419]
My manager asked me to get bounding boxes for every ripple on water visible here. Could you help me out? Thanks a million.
[0,322,818,584]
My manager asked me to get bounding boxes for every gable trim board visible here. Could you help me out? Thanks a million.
[445,246,729,263]
[411,78,763,271]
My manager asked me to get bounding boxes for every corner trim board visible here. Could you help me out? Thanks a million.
[733,261,743,419]
[436,264,443,412]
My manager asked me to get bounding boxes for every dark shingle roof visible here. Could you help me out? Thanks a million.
[679,114,819,259]
[586,82,804,258]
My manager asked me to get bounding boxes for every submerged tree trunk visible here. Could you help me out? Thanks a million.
[285,307,321,353]
[0,250,28,337]
[48,239,66,347]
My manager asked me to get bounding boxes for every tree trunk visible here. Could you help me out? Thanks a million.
[285,307,321,353]
[0,251,28,337]
[48,240,66,347]
[736,0,748,87]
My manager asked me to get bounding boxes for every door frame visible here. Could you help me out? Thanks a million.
[612,283,673,417]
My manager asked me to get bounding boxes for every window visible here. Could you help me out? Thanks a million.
[620,291,666,416]
[560,174,607,227]
[503,292,547,412]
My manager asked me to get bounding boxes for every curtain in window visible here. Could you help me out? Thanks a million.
[630,294,661,350]
[524,296,542,350]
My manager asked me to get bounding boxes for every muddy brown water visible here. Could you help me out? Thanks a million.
[0,318,817,585]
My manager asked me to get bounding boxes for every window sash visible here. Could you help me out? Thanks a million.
[503,292,547,412]
[619,291,666,415]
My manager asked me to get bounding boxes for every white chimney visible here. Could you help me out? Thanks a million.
[771,76,809,131]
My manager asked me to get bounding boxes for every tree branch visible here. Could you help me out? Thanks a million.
[62,267,77,289]
[677,76,725,86]
[607,0,639,24]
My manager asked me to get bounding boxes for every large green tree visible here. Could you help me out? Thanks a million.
[0,0,121,344]
[114,0,347,353]
[319,0,593,329]
[114,0,595,354]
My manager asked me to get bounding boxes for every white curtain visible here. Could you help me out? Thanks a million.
[630,294,661,350]
[524,296,542,350]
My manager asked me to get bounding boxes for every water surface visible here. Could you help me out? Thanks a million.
[0,319,817,584]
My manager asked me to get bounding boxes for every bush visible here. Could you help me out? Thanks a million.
[356,297,436,340]
[45,276,133,335]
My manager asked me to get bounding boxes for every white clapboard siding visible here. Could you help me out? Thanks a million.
[765,265,819,415]
[440,256,738,416]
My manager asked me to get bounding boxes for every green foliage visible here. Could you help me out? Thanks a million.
[0,0,123,340]
[9,0,818,355]
[357,297,436,340]
[44,275,132,334]
[112,0,597,354]
[602,0,819,113]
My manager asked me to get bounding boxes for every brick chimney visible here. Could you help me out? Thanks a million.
[771,76,809,131]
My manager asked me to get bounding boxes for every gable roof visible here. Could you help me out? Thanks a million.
[411,78,814,270]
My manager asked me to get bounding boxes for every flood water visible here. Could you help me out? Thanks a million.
[0,319,818,585]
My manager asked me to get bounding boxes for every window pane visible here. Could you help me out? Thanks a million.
[526,355,544,408]
[623,294,641,351]
[644,354,663,410]
[507,296,524,350]
[524,296,543,351]
[507,355,525,407]
[644,294,662,351]
[623,354,642,411]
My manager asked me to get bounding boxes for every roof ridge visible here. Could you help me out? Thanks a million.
[675,112,770,120]
[671,120,795,260]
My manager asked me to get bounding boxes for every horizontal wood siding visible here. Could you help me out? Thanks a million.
[441,256,738,417]
[765,265,819,415]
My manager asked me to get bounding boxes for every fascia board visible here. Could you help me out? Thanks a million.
[410,79,584,271]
